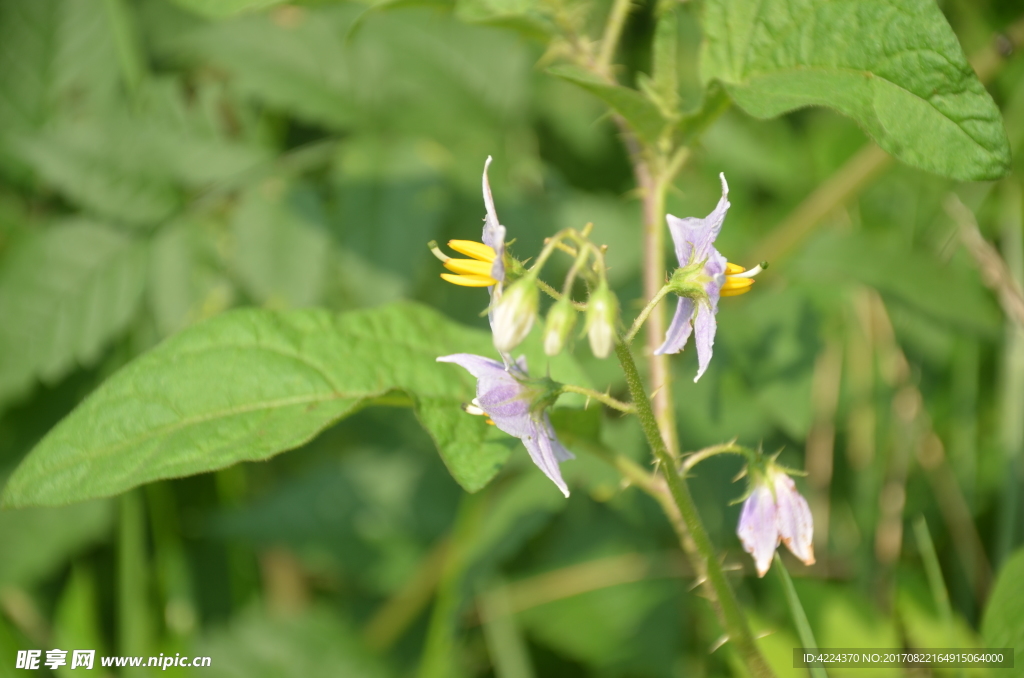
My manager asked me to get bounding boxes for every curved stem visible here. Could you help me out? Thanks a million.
[625,283,674,344]
[536,279,587,310]
[615,343,776,678]
[560,384,635,414]
[681,442,750,474]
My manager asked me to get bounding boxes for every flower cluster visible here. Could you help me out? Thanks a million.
[433,158,810,578]
[435,157,578,496]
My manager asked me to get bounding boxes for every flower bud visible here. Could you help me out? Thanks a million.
[543,297,576,356]
[491,275,539,352]
[584,282,618,358]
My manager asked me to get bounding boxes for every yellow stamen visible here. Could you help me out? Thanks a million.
[726,262,746,275]
[441,273,496,287]
[448,240,496,262]
[444,258,495,277]
[721,279,754,296]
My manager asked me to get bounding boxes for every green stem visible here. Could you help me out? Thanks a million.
[536,279,587,310]
[597,0,634,75]
[681,442,750,474]
[774,556,827,678]
[560,384,635,413]
[625,283,673,344]
[615,343,776,678]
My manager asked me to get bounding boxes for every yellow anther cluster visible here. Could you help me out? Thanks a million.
[721,262,755,297]
[441,240,498,287]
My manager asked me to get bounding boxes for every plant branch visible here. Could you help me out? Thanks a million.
[597,0,634,76]
[615,343,776,678]
[560,384,635,413]
[625,283,674,343]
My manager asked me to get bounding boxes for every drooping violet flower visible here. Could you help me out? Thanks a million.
[655,173,765,381]
[736,465,815,577]
[437,353,573,497]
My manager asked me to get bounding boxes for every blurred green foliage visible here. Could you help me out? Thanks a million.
[0,0,1022,676]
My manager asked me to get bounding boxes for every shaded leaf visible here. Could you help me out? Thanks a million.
[197,607,392,678]
[172,0,287,19]
[547,65,667,146]
[0,220,147,405]
[700,0,1011,180]
[0,498,113,587]
[232,181,330,308]
[794,231,1001,335]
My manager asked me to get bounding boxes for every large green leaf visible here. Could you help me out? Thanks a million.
[0,220,147,405]
[700,0,1011,180]
[982,547,1024,677]
[1,302,587,507]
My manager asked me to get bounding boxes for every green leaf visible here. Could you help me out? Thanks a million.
[0,220,147,405]
[197,607,393,678]
[0,498,113,587]
[232,182,330,308]
[175,8,360,130]
[547,65,668,146]
[170,0,287,19]
[982,547,1024,676]
[639,7,679,119]
[794,231,1001,336]
[1,302,586,507]
[14,124,181,225]
[454,0,554,41]
[700,0,1011,180]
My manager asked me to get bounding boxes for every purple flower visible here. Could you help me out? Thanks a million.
[654,173,731,381]
[737,466,815,577]
[656,173,765,381]
[437,353,574,497]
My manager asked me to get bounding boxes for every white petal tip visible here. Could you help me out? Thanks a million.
[719,172,729,195]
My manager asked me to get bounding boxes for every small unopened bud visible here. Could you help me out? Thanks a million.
[543,297,576,356]
[492,275,539,352]
[584,282,618,358]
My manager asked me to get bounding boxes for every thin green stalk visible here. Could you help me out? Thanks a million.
[681,442,748,474]
[560,384,635,413]
[597,0,634,75]
[625,283,674,343]
[536,278,587,310]
[774,556,827,678]
[118,491,150,677]
[615,343,776,678]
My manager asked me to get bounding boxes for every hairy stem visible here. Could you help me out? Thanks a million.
[615,343,776,678]
[625,283,674,344]
[560,384,635,413]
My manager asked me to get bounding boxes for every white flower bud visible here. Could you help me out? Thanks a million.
[491,276,539,353]
[584,282,618,359]
[543,297,576,356]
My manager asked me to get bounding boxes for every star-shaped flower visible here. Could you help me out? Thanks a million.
[736,464,815,577]
[437,353,573,497]
[656,173,764,381]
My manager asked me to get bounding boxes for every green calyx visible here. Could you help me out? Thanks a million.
[666,259,710,301]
